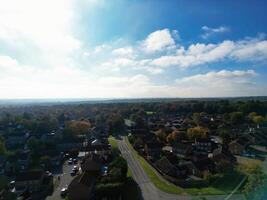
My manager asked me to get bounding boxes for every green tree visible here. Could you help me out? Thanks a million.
[219,129,231,148]
[229,112,244,125]
[109,156,128,181]
[0,136,6,155]
[192,113,201,126]
[27,137,42,160]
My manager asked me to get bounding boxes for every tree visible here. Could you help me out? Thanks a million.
[192,113,201,126]
[108,113,125,135]
[166,130,185,144]
[242,163,267,200]
[219,129,231,149]
[229,112,244,125]
[252,115,265,129]
[27,137,42,159]
[155,128,167,142]
[0,136,6,155]
[66,120,91,135]
[187,127,209,140]
[109,156,128,181]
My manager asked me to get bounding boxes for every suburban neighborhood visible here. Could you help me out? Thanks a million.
[0,99,266,200]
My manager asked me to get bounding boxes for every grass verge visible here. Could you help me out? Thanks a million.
[108,136,118,150]
[125,137,245,195]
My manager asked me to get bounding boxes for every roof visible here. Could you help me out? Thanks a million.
[68,172,96,200]
[193,158,215,171]
[154,157,175,175]
[195,138,211,143]
[229,139,245,147]
[81,154,102,172]
[16,170,44,182]
[162,146,173,152]
[145,141,162,149]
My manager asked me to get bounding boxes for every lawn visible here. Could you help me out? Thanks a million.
[108,135,118,150]
[125,137,245,195]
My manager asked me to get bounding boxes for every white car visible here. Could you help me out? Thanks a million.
[60,188,67,197]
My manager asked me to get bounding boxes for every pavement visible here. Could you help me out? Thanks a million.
[46,162,76,200]
[117,136,245,200]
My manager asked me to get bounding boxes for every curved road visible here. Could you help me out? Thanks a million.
[117,136,244,200]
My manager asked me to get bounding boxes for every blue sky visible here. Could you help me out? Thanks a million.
[0,0,266,98]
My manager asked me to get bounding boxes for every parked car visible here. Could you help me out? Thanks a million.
[70,169,77,176]
[46,171,53,177]
[73,158,78,164]
[68,158,73,165]
[60,188,68,197]
[9,181,15,189]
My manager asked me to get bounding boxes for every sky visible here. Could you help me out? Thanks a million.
[0,0,267,99]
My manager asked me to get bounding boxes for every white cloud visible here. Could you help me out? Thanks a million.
[146,67,164,74]
[151,37,267,68]
[173,69,265,97]
[143,29,176,53]
[177,70,257,83]
[112,47,134,58]
[0,0,81,55]
[150,40,235,68]
[201,26,230,39]
[0,55,265,98]
[0,0,265,101]
[231,40,267,61]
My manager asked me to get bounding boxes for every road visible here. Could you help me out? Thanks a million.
[117,136,244,200]
[46,162,75,200]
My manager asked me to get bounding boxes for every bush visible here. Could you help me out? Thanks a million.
[109,156,128,181]
[96,182,124,197]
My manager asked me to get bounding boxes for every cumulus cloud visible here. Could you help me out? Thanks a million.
[0,0,81,54]
[173,70,265,97]
[0,0,265,99]
[112,47,134,58]
[0,54,265,98]
[201,26,230,39]
[143,29,176,53]
[177,69,257,83]
[151,37,267,68]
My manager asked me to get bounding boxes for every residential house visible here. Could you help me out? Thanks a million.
[15,170,45,192]
[193,138,218,154]
[68,172,96,200]
[178,161,201,177]
[154,157,180,178]
[81,154,102,176]
[173,142,193,158]
[144,139,162,161]
[228,140,246,155]
[193,158,215,173]
[130,128,148,137]
[57,140,84,152]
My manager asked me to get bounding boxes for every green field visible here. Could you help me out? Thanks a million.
[125,137,245,195]
[108,136,118,150]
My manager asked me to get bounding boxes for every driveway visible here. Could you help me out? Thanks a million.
[46,162,76,200]
[117,136,244,200]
